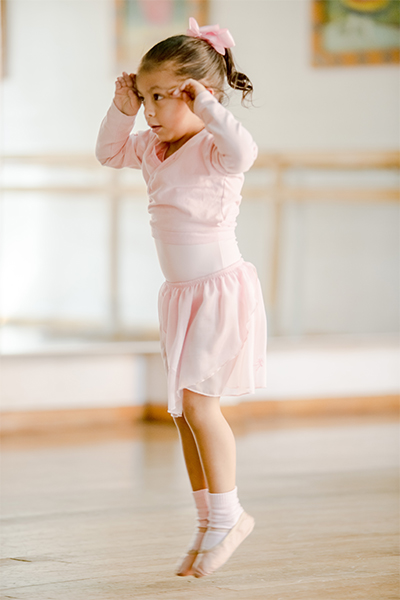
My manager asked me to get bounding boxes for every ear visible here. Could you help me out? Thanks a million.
[206,88,215,96]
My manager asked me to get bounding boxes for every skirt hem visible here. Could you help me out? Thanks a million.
[167,384,268,418]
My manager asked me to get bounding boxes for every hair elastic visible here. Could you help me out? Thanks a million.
[186,17,235,55]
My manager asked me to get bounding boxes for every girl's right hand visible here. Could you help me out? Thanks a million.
[113,72,142,116]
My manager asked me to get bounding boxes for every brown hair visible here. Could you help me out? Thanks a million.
[138,35,253,105]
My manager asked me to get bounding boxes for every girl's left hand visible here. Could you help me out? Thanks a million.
[170,79,213,112]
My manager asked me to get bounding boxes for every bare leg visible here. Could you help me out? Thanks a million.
[173,415,207,492]
[174,390,251,577]
[181,389,236,494]
[173,414,208,576]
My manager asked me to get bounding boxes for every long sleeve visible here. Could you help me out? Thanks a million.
[193,91,258,174]
[95,101,152,169]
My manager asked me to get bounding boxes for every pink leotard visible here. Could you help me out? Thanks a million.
[155,239,242,282]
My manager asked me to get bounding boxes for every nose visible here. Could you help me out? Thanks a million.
[144,102,155,119]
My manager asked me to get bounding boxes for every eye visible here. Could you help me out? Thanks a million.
[137,95,144,103]
[153,93,163,101]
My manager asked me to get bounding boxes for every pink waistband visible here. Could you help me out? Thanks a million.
[162,258,245,288]
[155,239,242,283]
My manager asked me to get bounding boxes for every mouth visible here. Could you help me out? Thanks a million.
[150,125,162,132]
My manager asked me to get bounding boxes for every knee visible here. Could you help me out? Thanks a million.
[182,389,217,428]
[182,389,202,425]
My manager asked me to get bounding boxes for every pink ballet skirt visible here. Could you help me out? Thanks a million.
[158,257,267,417]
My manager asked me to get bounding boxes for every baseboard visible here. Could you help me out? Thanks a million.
[143,394,400,422]
[0,406,144,435]
[1,395,398,434]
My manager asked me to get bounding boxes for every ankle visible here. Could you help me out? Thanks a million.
[193,488,209,528]
[209,487,243,527]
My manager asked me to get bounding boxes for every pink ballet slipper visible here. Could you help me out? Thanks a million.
[192,511,255,578]
[175,526,207,576]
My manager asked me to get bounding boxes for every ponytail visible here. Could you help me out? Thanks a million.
[223,49,253,105]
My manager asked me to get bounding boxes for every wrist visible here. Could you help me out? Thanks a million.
[194,90,217,112]
[112,99,138,118]
[195,90,213,101]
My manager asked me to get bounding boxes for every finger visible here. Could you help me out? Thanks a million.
[181,78,196,89]
[168,87,181,97]
[180,86,195,101]
[122,72,133,87]
[131,74,139,93]
[181,80,197,95]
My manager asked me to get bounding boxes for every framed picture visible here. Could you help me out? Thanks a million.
[115,0,209,72]
[312,0,400,66]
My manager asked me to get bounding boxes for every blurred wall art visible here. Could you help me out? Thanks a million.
[115,0,209,71]
[312,0,400,66]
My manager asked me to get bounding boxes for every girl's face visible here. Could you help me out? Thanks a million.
[135,67,205,152]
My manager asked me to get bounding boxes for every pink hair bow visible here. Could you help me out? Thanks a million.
[186,17,235,55]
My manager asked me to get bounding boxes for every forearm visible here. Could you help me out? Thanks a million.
[95,101,142,169]
[194,91,258,173]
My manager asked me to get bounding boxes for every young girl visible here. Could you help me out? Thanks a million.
[96,17,267,578]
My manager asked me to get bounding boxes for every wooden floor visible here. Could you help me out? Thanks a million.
[1,414,399,600]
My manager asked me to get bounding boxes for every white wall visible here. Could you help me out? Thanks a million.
[212,0,399,151]
[1,0,398,153]
[1,0,115,154]
[0,0,399,338]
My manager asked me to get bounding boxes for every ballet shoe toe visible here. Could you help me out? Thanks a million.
[175,525,207,576]
[192,512,254,578]
[175,549,198,576]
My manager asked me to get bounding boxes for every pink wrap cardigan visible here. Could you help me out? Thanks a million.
[95,91,258,245]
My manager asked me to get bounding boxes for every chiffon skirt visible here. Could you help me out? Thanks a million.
[158,257,267,417]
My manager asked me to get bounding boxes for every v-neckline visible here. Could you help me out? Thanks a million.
[153,128,207,165]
